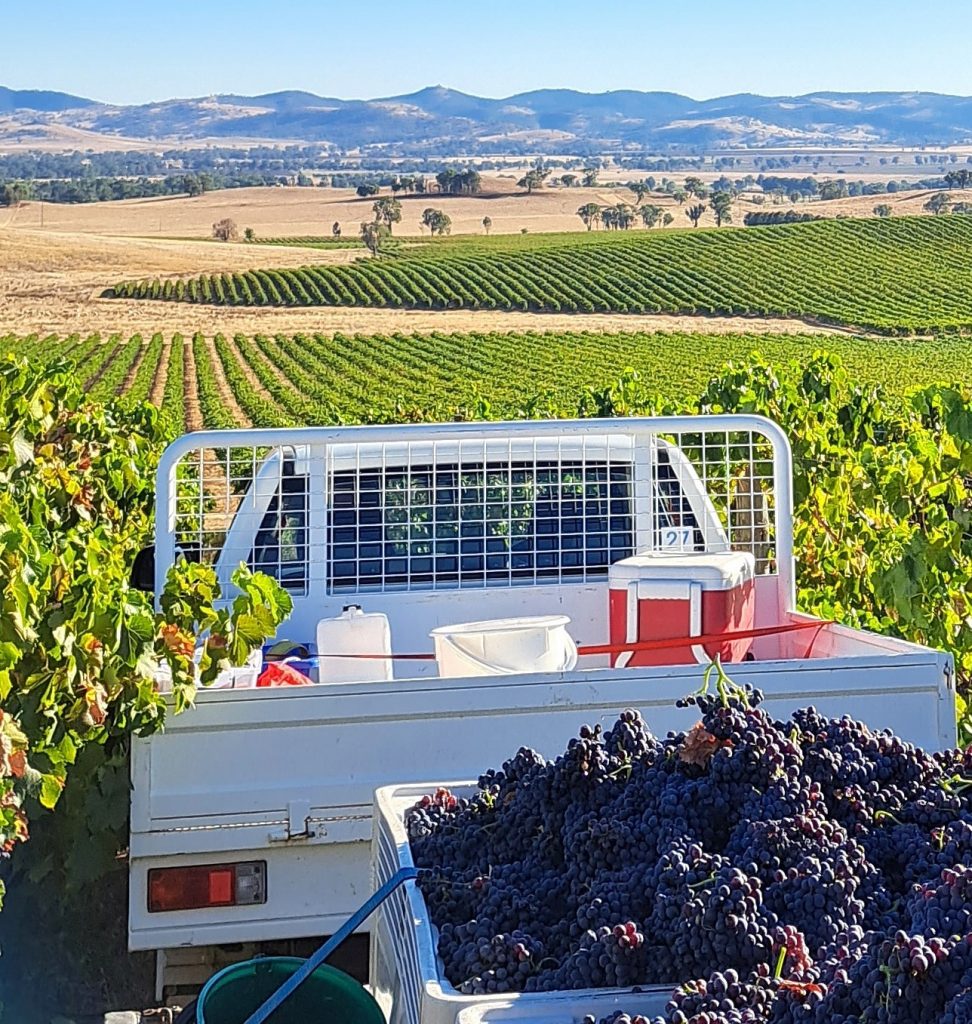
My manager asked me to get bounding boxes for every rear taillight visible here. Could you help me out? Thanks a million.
[148,861,267,913]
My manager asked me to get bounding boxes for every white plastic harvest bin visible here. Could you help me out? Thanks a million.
[370,783,672,1024]
[455,995,670,1023]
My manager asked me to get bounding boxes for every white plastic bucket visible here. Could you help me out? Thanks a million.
[430,615,578,678]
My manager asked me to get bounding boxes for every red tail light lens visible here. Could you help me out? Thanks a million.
[148,861,266,913]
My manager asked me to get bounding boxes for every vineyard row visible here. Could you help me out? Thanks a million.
[5,328,972,431]
[107,216,972,334]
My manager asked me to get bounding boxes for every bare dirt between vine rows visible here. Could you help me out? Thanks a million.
[149,335,171,406]
[0,227,873,338]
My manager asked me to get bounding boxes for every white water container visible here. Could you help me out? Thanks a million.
[317,605,393,683]
[430,615,577,678]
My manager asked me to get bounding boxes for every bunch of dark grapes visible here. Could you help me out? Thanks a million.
[546,921,647,991]
[943,986,972,1024]
[583,1014,650,1024]
[666,966,779,1020]
[906,864,972,936]
[436,927,545,994]
[403,692,972,1024]
[903,818,972,885]
[671,867,777,975]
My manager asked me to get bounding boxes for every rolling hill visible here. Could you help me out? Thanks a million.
[2,85,972,151]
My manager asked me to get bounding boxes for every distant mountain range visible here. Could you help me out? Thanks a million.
[3,85,972,152]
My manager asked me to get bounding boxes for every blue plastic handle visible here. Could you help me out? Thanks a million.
[242,865,419,1024]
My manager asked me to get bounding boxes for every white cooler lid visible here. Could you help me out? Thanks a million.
[609,550,755,590]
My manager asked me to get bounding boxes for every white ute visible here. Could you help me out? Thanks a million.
[130,416,957,1001]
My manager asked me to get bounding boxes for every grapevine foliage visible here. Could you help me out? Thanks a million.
[407,673,972,1023]
[0,357,292,907]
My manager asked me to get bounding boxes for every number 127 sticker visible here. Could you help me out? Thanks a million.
[660,527,695,549]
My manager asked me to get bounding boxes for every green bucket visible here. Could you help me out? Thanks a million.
[197,956,386,1024]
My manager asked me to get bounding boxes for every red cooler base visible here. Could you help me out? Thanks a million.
[609,578,755,667]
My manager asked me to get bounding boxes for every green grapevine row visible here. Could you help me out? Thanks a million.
[109,217,972,334]
[256,236,362,249]
[9,329,972,431]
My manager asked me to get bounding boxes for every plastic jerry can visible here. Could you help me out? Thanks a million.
[608,551,755,667]
[316,605,393,683]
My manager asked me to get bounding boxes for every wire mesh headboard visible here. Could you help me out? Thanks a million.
[155,416,794,617]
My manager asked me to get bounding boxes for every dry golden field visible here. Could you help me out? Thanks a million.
[0,183,642,238]
[0,179,945,242]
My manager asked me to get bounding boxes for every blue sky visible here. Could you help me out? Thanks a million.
[6,0,972,104]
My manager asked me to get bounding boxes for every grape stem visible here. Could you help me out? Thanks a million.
[774,945,787,980]
[698,654,747,707]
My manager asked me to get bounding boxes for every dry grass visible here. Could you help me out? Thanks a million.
[0,178,953,243]
[0,183,643,238]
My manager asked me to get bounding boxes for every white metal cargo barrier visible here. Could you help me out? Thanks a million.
[153,416,797,653]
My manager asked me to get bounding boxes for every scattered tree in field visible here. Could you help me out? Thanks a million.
[751,194,766,206]
[873,204,893,218]
[582,165,599,187]
[924,192,951,215]
[944,169,972,189]
[818,180,849,201]
[421,208,452,236]
[673,189,688,206]
[373,197,402,232]
[356,183,380,198]
[0,181,33,206]
[560,174,578,188]
[662,212,675,226]
[243,227,256,242]
[640,204,663,228]
[602,203,637,230]
[685,203,706,227]
[629,181,651,205]
[789,191,802,205]
[684,176,707,199]
[576,202,602,230]
[360,220,390,256]
[435,169,482,195]
[482,215,492,234]
[517,168,549,194]
[710,191,733,227]
[392,176,426,195]
[182,174,206,197]
[212,218,239,242]
[332,221,342,238]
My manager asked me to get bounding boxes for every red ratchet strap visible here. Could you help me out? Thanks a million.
[318,619,833,661]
